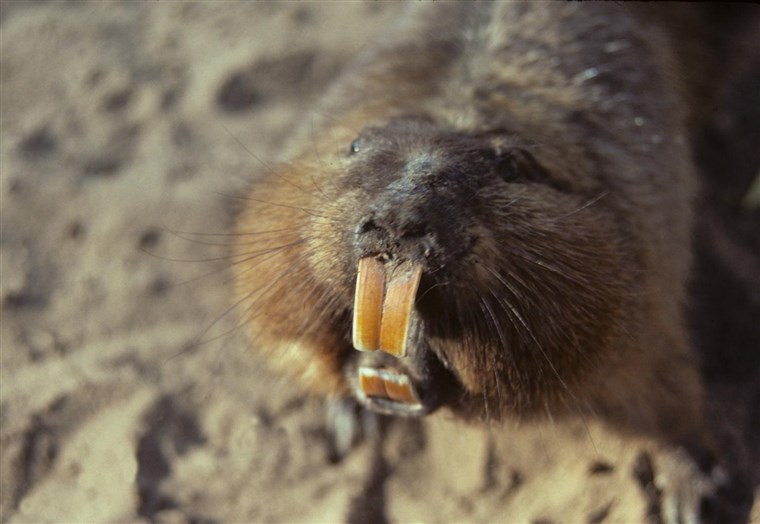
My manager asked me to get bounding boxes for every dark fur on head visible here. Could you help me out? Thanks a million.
[234,2,709,430]
[305,116,637,418]
[233,4,760,520]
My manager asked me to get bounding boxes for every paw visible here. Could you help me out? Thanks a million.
[324,397,381,462]
[633,448,752,524]
[655,446,718,524]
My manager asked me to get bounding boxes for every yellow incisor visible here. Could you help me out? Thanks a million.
[352,257,423,357]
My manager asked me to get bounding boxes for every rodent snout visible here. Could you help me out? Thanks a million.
[354,196,449,269]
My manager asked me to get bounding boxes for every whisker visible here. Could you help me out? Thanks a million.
[176,252,314,357]
[311,109,362,139]
[459,290,491,421]
[225,232,305,249]
[142,239,304,265]
[231,240,308,268]
[222,123,324,201]
[308,116,331,200]
[160,226,301,238]
[415,280,450,304]
[217,191,330,219]
[478,262,599,437]
[161,231,300,248]
[166,264,233,290]
[478,295,506,417]
[480,266,562,378]
[189,241,304,296]
[504,247,590,288]
[476,265,538,403]
[553,191,609,221]
[140,247,244,264]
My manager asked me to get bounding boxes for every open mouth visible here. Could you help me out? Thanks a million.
[355,366,425,415]
[351,257,427,413]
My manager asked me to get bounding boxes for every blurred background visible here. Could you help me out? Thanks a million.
[1,2,758,523]
[0,3,403,521]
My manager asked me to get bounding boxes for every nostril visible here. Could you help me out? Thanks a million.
[355,214,393,258]
[355,207,442,264]
[400,221,429,240]
[356,215,381,236]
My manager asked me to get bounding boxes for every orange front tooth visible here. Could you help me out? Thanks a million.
[352,257,386,351]
[358,367,420,405]
[383,375,419,404]
[379,261,423,357]
[359,367,389,398]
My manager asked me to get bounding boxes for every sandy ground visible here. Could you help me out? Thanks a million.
[1,3,759,523]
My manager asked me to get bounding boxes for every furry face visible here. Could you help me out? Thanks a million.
[236,116,639,420]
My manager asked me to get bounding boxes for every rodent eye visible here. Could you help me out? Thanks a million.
[349,137,362,155]
[498,149,554,186]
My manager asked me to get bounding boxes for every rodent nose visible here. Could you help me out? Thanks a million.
[355,205,437,262]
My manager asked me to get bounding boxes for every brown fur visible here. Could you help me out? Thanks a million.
[235,2,703,428]
[227,17,760,524]
[233,5,760,518]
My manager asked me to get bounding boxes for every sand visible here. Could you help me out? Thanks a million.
[1,3,758,523]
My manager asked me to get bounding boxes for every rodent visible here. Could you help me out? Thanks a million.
[232,3,756,521]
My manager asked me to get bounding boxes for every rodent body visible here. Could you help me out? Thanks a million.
[233,3,750,519]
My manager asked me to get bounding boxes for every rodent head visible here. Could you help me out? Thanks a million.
[238,116,636,421]
[315,118,574,298]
